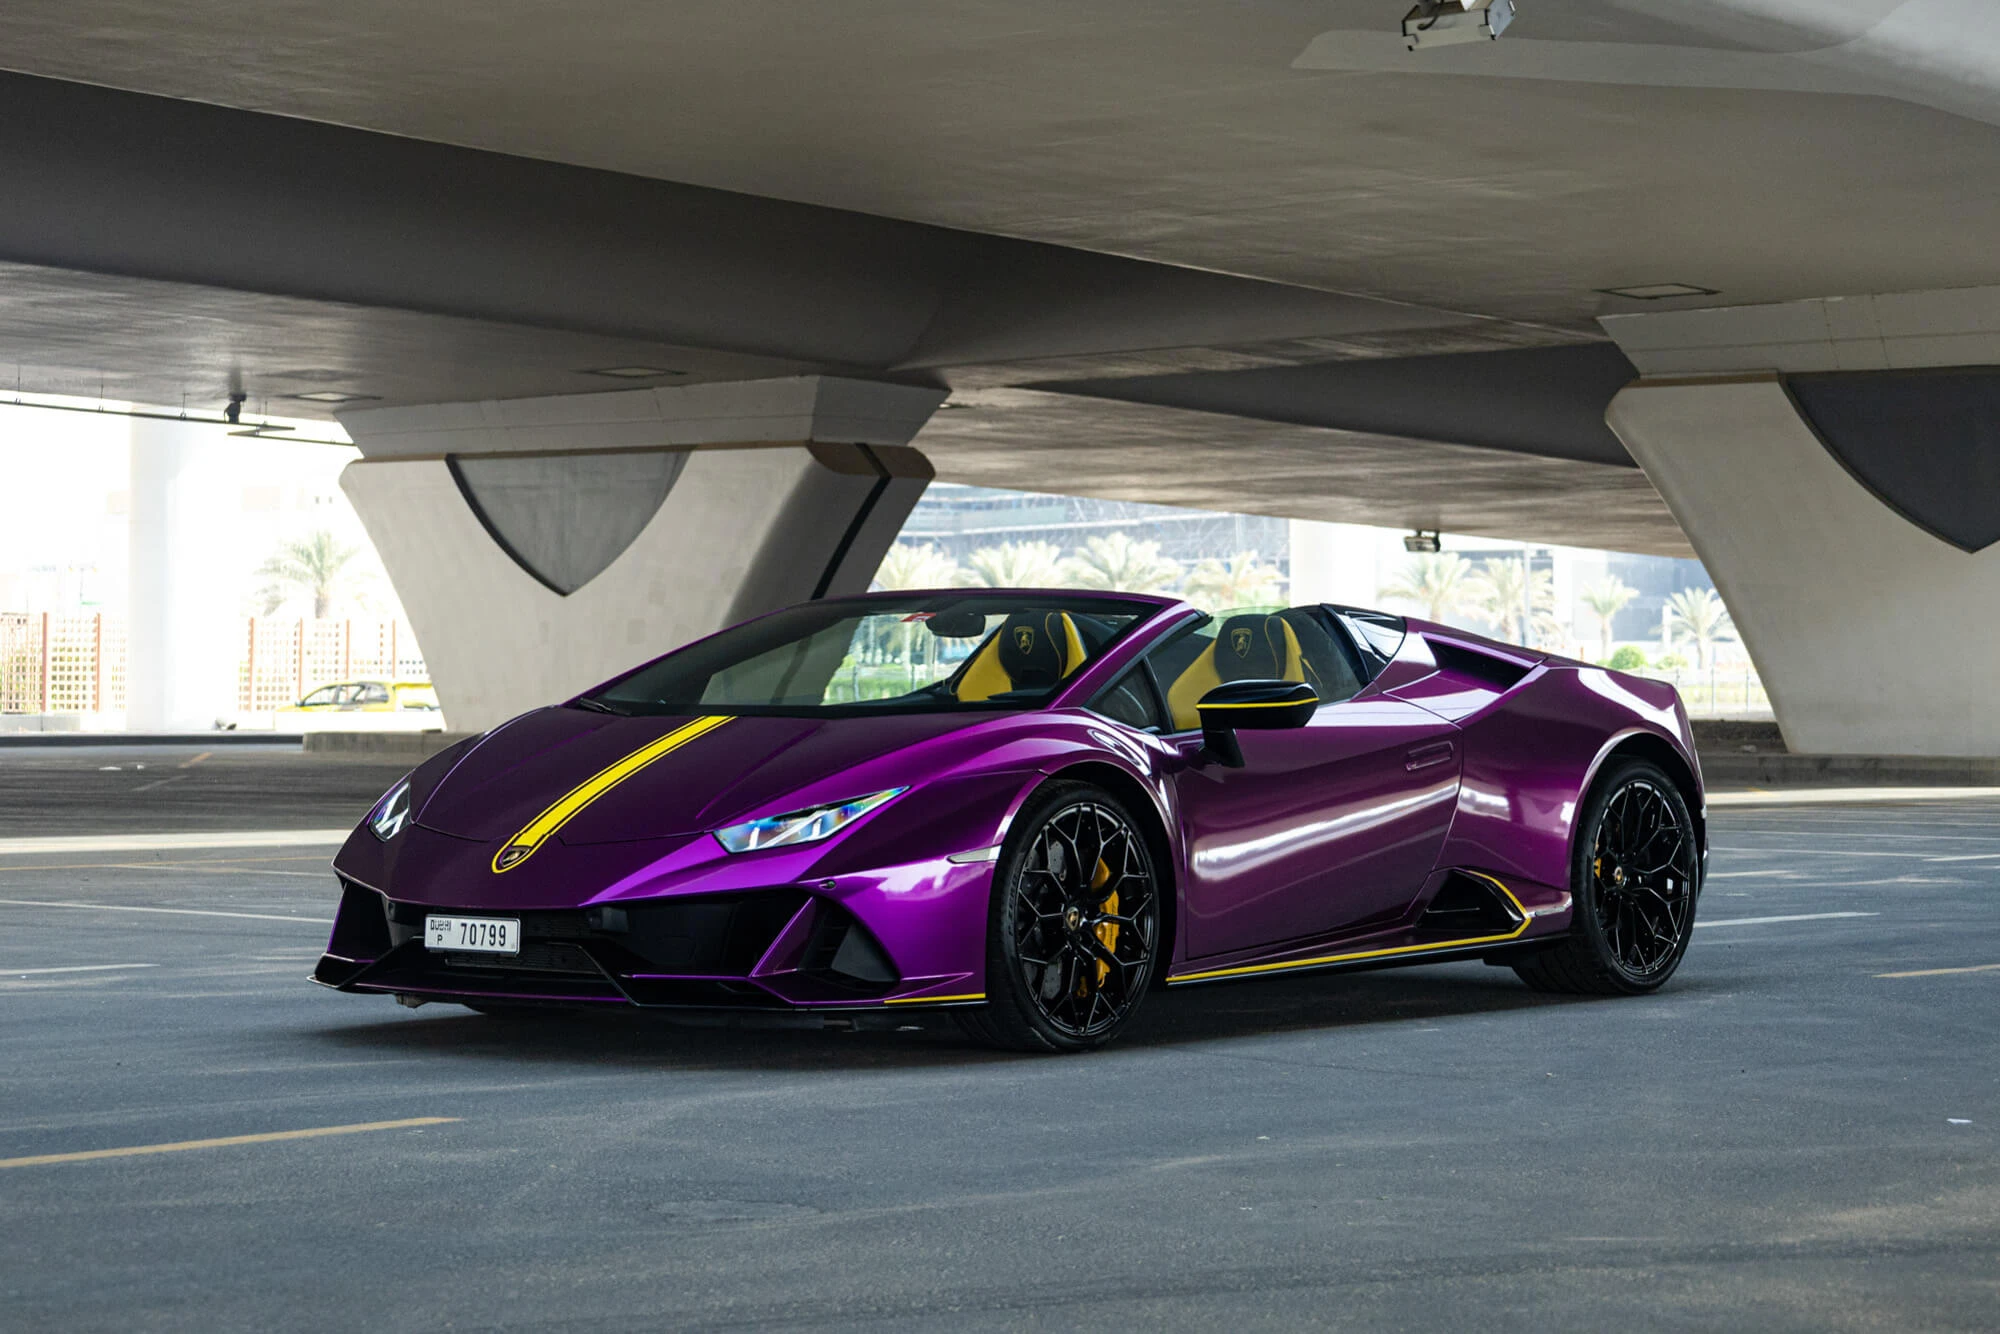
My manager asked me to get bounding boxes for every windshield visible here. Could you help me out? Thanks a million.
[583,593,1161,717]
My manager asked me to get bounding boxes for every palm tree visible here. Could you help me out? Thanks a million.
[1665,587,1735,668]
[1058,532,1183,594]
[258,530,360,619]
[1380,552,1477,625]
[1181,551,1282,611]
[1579,576,1637,663]
[1472,556,1558,648]
[872,542,962,591]
[957,540,1064,589]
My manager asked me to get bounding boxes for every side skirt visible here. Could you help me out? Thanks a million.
[1165,871,1547,987]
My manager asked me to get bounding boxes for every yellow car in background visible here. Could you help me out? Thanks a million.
[277,680,442,731]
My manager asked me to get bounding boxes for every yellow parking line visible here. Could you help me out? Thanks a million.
[0,1117,459,1169]
[1875,963,2000,979]
[178,751,212,769]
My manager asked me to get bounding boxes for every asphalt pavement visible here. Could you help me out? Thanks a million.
[0,746,1995,1331]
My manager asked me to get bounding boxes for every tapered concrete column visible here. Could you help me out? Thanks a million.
[337,376,941,732]
[1604,287,2000,755]
[126,418,241,732]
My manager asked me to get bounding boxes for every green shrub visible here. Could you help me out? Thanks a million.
[1603,645,1648,671]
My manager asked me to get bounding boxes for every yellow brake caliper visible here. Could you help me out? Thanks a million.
[1073,859,1122,999]
[1092,858,1119,987]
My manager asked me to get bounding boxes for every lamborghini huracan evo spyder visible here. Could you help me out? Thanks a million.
[315,590,1706,1052]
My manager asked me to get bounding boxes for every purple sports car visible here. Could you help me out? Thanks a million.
[316,590,1706,1051]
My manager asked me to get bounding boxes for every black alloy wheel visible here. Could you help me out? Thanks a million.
[957,781,1162,1052]
[1513,759,1701,995]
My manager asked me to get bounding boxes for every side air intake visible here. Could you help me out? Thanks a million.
[1418,872,1526,935]
[1427,639,1533,690]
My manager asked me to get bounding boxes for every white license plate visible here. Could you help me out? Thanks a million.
[425,915,520,955]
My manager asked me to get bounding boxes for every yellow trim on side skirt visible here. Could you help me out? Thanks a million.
[883,993,985,1005]
[1166,872,1532,984]
[492,715,732,873]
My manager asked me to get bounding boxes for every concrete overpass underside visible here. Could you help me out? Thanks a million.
[3,0,2000,748]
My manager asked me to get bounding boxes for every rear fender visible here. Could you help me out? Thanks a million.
[1436,667,1694,891]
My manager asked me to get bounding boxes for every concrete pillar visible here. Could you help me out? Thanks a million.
[126,418,241,732]
[337,376,942,732]
[1607,375,2000,755]
[1287,519,1383,607]
[1602,286,2000,756]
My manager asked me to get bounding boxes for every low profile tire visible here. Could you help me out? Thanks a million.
[955,781,1163,1053]
[1513,759,1701,996]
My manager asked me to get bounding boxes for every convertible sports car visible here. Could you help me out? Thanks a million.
[315,589,1706,1051]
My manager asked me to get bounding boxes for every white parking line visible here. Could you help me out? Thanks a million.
[1695,912,1878,928]
[1720,848,1974,859]
[1876,963,2000,979]
[1710,788,2000,807]
[0,899,332,925]
[4,963,159,976]
[0,830,348,856]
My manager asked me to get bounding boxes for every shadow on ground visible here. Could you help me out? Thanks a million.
[308,962,1653,1074]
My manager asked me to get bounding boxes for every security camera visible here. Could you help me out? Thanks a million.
[1404,530,1442,554]
[224,392,246,425]
[1404,0,1515,50]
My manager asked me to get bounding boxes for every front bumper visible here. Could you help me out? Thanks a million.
[313,877,986,1011]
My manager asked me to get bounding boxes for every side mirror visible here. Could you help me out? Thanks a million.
[1194,680,1319,768]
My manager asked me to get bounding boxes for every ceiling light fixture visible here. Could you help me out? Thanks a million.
[1403,0,1515,50]
[582,366,686,380]
[287,390,381,403]
[1598,283,1720,300]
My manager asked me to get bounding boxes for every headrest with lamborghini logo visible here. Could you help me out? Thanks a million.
[995,611,1071,688]
[957,610,1090,700]
[1163,611,1310,730]
[1214,614,1289,682]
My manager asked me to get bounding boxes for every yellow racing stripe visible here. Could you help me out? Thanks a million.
[492,715,732,873]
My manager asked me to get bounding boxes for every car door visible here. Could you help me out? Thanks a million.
[1147,611,1463,960]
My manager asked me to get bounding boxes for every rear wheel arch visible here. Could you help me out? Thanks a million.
[1583,731,1706,868]
[1041,761,1180,981]
[1518,751,1701,994]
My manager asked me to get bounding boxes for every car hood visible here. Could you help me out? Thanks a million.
[414,706,987,845]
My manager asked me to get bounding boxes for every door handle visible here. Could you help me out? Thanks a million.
[1405,741,1455,772]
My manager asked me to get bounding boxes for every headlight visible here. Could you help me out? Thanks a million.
[713,788,906,855]
[369,779,413,842]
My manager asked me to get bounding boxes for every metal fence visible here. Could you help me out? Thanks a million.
[1,612,1765,719]
[0,613,424,716]
[1656,663,1771,718]
[240,617,426,713]
[0,613,128,713]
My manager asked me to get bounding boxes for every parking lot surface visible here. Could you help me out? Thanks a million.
[1,747,1995,1331]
